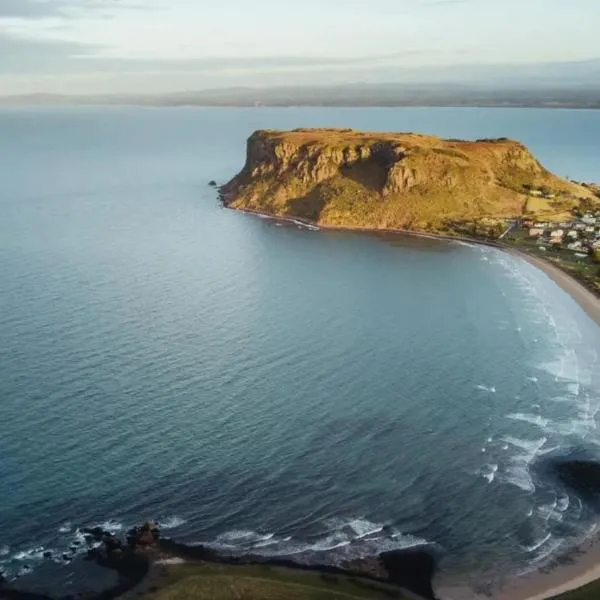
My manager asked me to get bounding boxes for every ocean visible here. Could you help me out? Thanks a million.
[1,106,600,596]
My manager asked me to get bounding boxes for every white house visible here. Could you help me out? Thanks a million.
[567,230,579,239]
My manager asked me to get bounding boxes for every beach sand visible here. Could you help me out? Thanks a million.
[512,250,600,328]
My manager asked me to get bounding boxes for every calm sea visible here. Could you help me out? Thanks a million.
[1,107,600,595]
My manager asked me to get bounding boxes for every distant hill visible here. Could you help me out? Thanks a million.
[1,59,599,108]
[220,128,598,235]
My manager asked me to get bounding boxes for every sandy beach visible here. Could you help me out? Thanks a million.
[511,250,600,329]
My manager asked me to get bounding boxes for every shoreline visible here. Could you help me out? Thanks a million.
[231,206,600,328]
[229,205,600,600]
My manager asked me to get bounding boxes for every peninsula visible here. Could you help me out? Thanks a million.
[221,128,600,298]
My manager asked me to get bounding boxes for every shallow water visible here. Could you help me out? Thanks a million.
[1,107,600,594]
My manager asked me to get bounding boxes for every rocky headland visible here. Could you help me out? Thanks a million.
[0,522,438,600]
[220,128,596,236]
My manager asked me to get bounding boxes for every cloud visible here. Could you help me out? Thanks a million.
[0,32,101,72]
[0,0,148,20]
[0,31,425,75]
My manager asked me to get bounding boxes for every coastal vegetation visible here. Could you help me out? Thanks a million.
[140,562,408,600]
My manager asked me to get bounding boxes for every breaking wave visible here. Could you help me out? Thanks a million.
[206,517,429,563]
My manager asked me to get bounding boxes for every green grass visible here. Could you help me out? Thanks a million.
[548,579,600,600]
[138,563,407,600]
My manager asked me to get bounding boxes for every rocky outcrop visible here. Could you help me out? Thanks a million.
[552,460,600,503]
[221,128,596,233]
[2,521,438,600]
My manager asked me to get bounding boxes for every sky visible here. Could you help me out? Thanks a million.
[0,0,599,95]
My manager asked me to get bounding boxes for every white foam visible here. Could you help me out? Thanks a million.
[58,522,72,534]
[530,537,565,565]
[476,384,497,393]
[481,464,498,484]
[503,436,547,453]
[507,413,550,428]
[13,546,46,562]
[503,466,536,493]
[347,518,384,539]
[528,377,539,383]
[0,545,9,557]
[100,520,124,534]
[158,516,187,530]
[557,493,570,512]
[524,533,552,553]
[500,436,547,493]
[207,518,429,561]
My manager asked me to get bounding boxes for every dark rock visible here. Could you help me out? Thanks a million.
[126,521,160,549]
[553,459,600,501]
[379,548,438,600]
[81,527,104,541]
[42,551,52,559]
[208,180,217,187]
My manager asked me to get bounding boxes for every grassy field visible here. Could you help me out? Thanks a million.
[550,579,600,600]
[137,563,409,600]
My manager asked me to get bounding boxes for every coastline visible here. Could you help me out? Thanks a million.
[231,206,600,328]
[229,205,600,600]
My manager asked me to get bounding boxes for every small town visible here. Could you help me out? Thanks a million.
[524,210,600,259]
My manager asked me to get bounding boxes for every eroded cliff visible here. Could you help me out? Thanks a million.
[221,128,595,233]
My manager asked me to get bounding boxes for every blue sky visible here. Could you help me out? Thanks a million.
[0,0,598,94]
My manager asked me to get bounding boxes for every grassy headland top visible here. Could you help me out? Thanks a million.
[221,128,598,235]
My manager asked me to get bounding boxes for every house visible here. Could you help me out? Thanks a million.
[575,252,588,259]
[582,216,597,225]
[529,228,544,238]
[567,241,583,250]
[550,230,564,239]
[586,226,595,233]
[575,223,587,231]
[529,190,543,197]
[567,230,579,239]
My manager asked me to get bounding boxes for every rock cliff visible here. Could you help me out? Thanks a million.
[221,128,595,233]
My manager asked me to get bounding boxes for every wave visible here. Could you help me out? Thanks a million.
[500,436,548,493]
[480,464,498,484]
[507,413,550,428]
[158,516,187,530]
[475,384,497,393]
[58,522,72,534]
[100,520,124,534]
[0,545,9,557]
[523,533,552,553]
[12,546,47,562]
[206,517,429,562]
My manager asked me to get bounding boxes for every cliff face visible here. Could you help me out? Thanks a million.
[221,128,595,232]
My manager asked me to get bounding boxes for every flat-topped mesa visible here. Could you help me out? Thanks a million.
[221,128,596,234]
